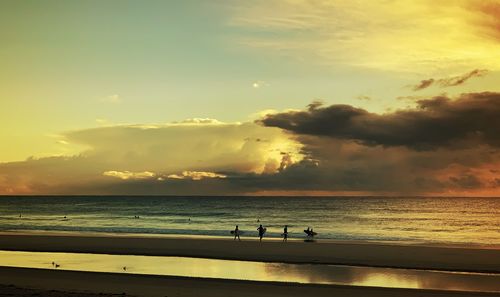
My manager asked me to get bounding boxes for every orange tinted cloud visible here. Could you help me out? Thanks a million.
[473,0,500,41]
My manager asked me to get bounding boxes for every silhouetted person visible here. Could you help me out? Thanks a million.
[234,225,240,241]
[283,225,288,242]
[306,228,316,238]
[257,224,265,241]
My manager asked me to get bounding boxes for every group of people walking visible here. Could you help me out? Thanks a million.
[233,224,313,242]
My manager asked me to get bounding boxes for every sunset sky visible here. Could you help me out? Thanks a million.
[1,0,499,196]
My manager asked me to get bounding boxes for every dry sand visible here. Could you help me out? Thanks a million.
[0,232,499,297]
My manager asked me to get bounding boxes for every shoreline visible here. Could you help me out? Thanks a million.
[2,229,499,249]
[0,231,499,273]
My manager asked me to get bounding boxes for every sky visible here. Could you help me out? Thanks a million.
[0,0,499,196]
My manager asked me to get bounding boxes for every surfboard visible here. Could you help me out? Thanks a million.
[304,230,317,236]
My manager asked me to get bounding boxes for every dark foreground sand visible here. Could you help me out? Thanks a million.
[0,232,499,272]
[1,267,499,297]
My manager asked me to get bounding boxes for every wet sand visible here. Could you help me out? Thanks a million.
[1,267,499,297]
[0,232,499,273]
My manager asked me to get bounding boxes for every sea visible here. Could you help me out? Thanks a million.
[0,196,498,246]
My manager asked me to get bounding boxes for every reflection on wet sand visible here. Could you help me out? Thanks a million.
[265,264,500,292]
[0,250,498,292]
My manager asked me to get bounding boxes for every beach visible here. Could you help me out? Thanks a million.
[0,232,499,297]
[0,232,499,272]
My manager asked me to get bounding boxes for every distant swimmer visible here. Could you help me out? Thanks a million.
[123,266,127,271]
[283,225,288,242]
[257,224,266,242]
[233,225,241,241]
[19,214,22,218]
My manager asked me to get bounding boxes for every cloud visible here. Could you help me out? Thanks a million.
[258,92,500,150]
[226,0,500,72]
[356,95,372,101]
[412,69,489,91]
[224,135,500,195]
[449,173,483,189]
[412,79,435,91]
[167,171,227,180]
[103,170,155,180]
[473,0,500,41]
[0,120,303,194]
[0,101,499,196]
[439,69,489,87]
[64,121,302,174]
[172,118,224,125]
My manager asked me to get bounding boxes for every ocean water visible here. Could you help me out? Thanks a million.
[0,196,498,245]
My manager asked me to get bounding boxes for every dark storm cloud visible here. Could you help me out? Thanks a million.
[449,173,483,189]
[258,92,500,150]
[411,69,489,91]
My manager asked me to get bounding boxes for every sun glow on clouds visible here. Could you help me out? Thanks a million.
[167,171,227,180]
[103,170,227,181]
[103,170,155,180]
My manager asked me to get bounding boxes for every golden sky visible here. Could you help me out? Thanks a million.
[0,0,499,196]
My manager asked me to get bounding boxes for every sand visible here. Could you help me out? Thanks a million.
[0,232,499,272]
[1,267,499,297]
[0,232,499,297]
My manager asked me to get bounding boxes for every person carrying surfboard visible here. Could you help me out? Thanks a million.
[257,224,265,241]
[233,225,241,241]
[283,225,288,242]
[304,227,317,238]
